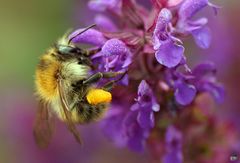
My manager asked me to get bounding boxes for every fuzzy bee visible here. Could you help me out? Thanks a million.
[34,25,124,148]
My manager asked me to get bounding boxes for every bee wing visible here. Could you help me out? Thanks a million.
[33,99,56,148]
[58,79,83,145]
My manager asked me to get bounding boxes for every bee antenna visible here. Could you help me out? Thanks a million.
[68,24,96,45]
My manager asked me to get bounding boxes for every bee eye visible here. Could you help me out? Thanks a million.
[69,48,81,54]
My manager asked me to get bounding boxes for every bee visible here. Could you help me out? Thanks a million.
[34,24,124,148]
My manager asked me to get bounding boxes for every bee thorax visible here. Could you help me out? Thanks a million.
[61,62,90,82]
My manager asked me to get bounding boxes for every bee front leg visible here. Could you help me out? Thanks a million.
[83,72,124,85]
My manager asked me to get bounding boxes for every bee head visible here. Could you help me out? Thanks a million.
[57,45,82,55]
[55,44,92,65]
[54,24,96,64]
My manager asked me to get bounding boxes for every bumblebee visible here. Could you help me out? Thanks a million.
[34,25,124,148]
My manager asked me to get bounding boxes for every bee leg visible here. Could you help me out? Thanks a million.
[83,72,103,85]
[102,72,125,78]
[102,71,128,91]
[101,81,115,91]
[83,71,127,86]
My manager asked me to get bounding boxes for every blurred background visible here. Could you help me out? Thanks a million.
[0,0,239,162]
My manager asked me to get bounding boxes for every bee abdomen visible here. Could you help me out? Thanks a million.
[35,54,60,101]
[72,102,108,123]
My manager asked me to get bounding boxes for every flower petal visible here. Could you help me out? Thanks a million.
[155,40,184,68]
[202,82,225,104]
[167,0,184,7]
[101,107,127,147]
[69,29,107,46]
[163,150,183,163]
[130,103,139,111]
[120,74,129,86]
[165,125,182,149]
[102,38,131,57]
[88,0,122,14]
[153,8,172,50]
[179,0,208,20]
[127,131,145,152]
[88,0,108,11]
[138,80,151,96]
[121,53,132,68]
[192,62,216,78]
[137,110,154,129]
[174,81,196,105]
[164,126,183,163]
[192,26,211,49]
[101,39,132,71]
[123,111,145,152]
[155,8,172,32]
[94,15,118,32]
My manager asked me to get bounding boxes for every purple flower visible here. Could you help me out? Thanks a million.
[176,0,219,49]
[167,0,184,7]
[123,110,147,152]
[174,80,196,106]
[178,0,210,20]
[101,105,127,147]
[166,62,224,105]
[152,8,173,50]
[132,80,160,129]
[70,0,225,159]
[164,61,224,105]
[94,14,118,32]
[101,104,148,152]
[191,25,211,49]
[124,80,160,151]
[155,40,185,68]
[69,28,107,46]
[94,38,132,72]
[153,8,185,68]
[88,0,122,14]
[163,126,183,163]
[165,69,197,106]
[191,62,225,103]
[101,103,147,152]
[101,81,160,152]
[192,61,216,78]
